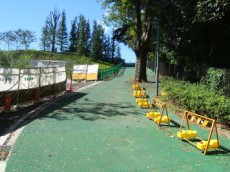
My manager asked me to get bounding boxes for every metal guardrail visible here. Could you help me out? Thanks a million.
[98,63,123,80]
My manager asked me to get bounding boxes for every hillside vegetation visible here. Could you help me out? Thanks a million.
[0,50,116,77]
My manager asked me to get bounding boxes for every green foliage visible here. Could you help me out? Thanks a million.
[69,17,78,52]
[196,0,230,22]
[0,50,114,69]
[202,67,225,91]
[0,29,36,50]
[0,51,10,66]
[165,51,178,64]
[13,55,31,68]
[40,19,51,51]
[0,51,31,68]
[95,60,114,69]
[100,0,156,81]
[68,14,117,61]
[158,0,230,73]
[161,77,230,124]
[91,20,104,60]
[0,50,116,82]
[57,10,68,53]
[46,8,61,52]
[76,15,91,56]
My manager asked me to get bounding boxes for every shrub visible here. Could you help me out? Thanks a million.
[203,67,225,91]
[161,76,230,124]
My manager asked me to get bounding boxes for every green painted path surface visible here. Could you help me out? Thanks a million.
[6,68,230,172]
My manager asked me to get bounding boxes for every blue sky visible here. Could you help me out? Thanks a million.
[0,0,136,63]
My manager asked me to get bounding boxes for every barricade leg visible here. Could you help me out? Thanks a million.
[4,94,12,113]
[34,88,40,104]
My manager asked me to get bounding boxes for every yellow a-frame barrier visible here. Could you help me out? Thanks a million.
[132,82,151,108]
[136,90,151,109]
[177,111,220,155]
[132,82,141,90]
[146,98,170,127]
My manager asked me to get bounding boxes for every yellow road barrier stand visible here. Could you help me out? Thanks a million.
[133,90,144,97]
[146,98,170,127]
[136,98,147,103]
[132,81,142,90]
[133,87,146,98]
[177,111,220,155]
[177,130,197,139]
[138,100,151,108]
[135,88,151,108]
[133,83,141,90]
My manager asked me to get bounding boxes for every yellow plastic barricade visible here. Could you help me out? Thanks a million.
[134,88,151,108]
[133,86,146,98]
[133,90,144,97]
[137,99,151,109]
[132,83,141,90]
[146,98,170,127]
[177,111,220,155]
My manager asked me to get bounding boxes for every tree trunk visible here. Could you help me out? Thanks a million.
[134,47,148,82]
[51,37,55,52]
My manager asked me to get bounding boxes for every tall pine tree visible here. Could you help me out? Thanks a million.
[77,15,91,56]
[69,17,78,52]
[85,19,91,56]
[57,10,68,53]
[111,29,117,63]
[90,21,104,60]
[115,44,121,60]
[47,8,60,52]
[102,35,111,61]
[40,18,51,51]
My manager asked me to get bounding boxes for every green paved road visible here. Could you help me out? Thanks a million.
[6,68,230,172]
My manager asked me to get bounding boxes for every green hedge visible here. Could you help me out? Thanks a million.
[161,77,230,124]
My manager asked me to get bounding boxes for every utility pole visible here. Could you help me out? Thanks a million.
[153,17,160,96]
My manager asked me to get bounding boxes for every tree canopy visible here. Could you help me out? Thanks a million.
[100,0,160,81]
[100,0,230,82]
[0,29,36,50]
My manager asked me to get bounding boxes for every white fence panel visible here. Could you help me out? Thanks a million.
[0,68,20,91]
[72,65,87,80]
[40,68,54,86]
[0,66,66,92]
[19,68,40,89]
[86,64,99,81]
[54,66,66,83]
